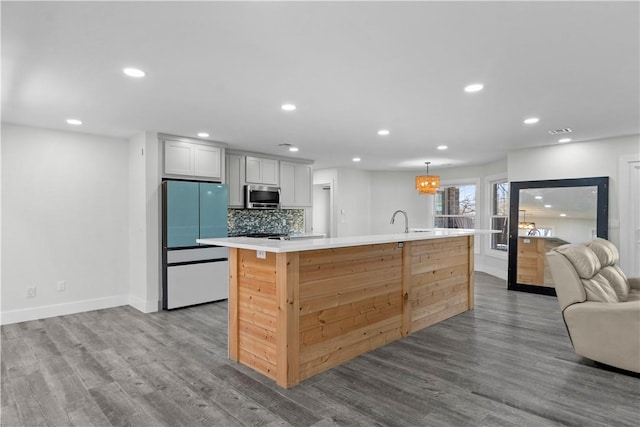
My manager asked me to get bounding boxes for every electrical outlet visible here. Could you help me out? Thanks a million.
[57,280,66,291]
[257,250,266,259]
[27,287,36,298]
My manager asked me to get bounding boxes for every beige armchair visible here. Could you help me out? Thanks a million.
[546,238,640,373]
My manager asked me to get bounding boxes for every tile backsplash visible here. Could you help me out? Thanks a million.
[228,209,304,236]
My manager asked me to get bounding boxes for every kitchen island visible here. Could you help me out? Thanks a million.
[197,230,480,388]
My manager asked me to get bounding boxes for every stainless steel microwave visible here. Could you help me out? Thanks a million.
[244,184,281,209]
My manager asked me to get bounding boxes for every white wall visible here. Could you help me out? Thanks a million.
[369,171,432,234]
[315,159,510,278]
[3,123,635,323]
[313,168,337,237]
[308,137,640,283]
[1,124,130,323]
[128,132,161,313]
[335,168,372,237]
[128,133,146,311]
[146,133,161,311]
[0,122,3,318]
[425,160,509,278]
[522,217,596,244]
[509,134,640,249]
[312,184,330,236]
[314,167,373,237]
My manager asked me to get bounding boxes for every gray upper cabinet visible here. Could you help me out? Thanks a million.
[245,156,279,185]
[164,140,194,176]
[280,161,312,207]
[164,139,223,180]
[226,153,245,208]
[226,151,313,208]
[193,144,222,179]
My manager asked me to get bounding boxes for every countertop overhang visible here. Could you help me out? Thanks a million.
[197,228,497,253]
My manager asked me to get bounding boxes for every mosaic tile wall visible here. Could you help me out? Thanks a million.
[228,209,305,236]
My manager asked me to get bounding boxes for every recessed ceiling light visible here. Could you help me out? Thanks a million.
[197,132,210,138]
[464,83,484,93]
[524,117,540,124]
[544,204,552,208]
[558,138,572,143]
[352,157,361,162]
[123,67,146,78]
[534,195,543,200]
[437,145,448,150]
[66,118,82,125]
[289,147,299,152]
[281,104,296,111]
[378,129,390,136]
[560,213,567,217]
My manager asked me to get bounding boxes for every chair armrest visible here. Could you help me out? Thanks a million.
[628,277,640,291]
[563,301,640,372]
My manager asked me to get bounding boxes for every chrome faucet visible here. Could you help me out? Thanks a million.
[390,210,409,233]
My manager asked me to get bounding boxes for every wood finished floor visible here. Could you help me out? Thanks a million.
[2,272,639,427]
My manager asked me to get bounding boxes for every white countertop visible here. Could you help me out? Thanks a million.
[197,229,496,253]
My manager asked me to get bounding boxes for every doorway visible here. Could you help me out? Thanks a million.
[619,155,640,277]
[313,183,332,237]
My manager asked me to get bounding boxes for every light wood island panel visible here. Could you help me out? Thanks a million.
[228,235,474,388]
[517,236,569,287]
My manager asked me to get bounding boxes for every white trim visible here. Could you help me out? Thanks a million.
[128,295,160,313]
[0,295,129,325]
[485,172,508,183]
[486,248,508,261]
[436,177,482,254]
[484,172,509,259]
[618,153,640,275]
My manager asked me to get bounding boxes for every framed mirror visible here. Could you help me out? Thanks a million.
[508,177,609,296]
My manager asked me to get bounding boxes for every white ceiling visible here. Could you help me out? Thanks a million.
[2,1,639,171]
[520,186,597,220]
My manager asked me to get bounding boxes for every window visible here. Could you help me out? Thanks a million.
[490,180,509,252]
[435,184,476,228]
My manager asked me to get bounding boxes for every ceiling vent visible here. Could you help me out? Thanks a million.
[548,128,572,135]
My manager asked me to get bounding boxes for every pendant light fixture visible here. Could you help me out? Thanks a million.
[415,162,440,195]
[518,209,536,230]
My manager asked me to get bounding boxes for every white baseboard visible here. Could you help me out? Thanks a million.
[128,295,160,313]
[1,295,129,325]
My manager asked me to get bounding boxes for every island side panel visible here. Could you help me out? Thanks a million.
[275,252,300,388]
[406,236,473,334]
[228,248,239,361]
[297,243,404,381]
[235,249,278,381]
[468,236,475,309]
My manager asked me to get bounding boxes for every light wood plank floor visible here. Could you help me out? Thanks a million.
[2,272,639,426]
